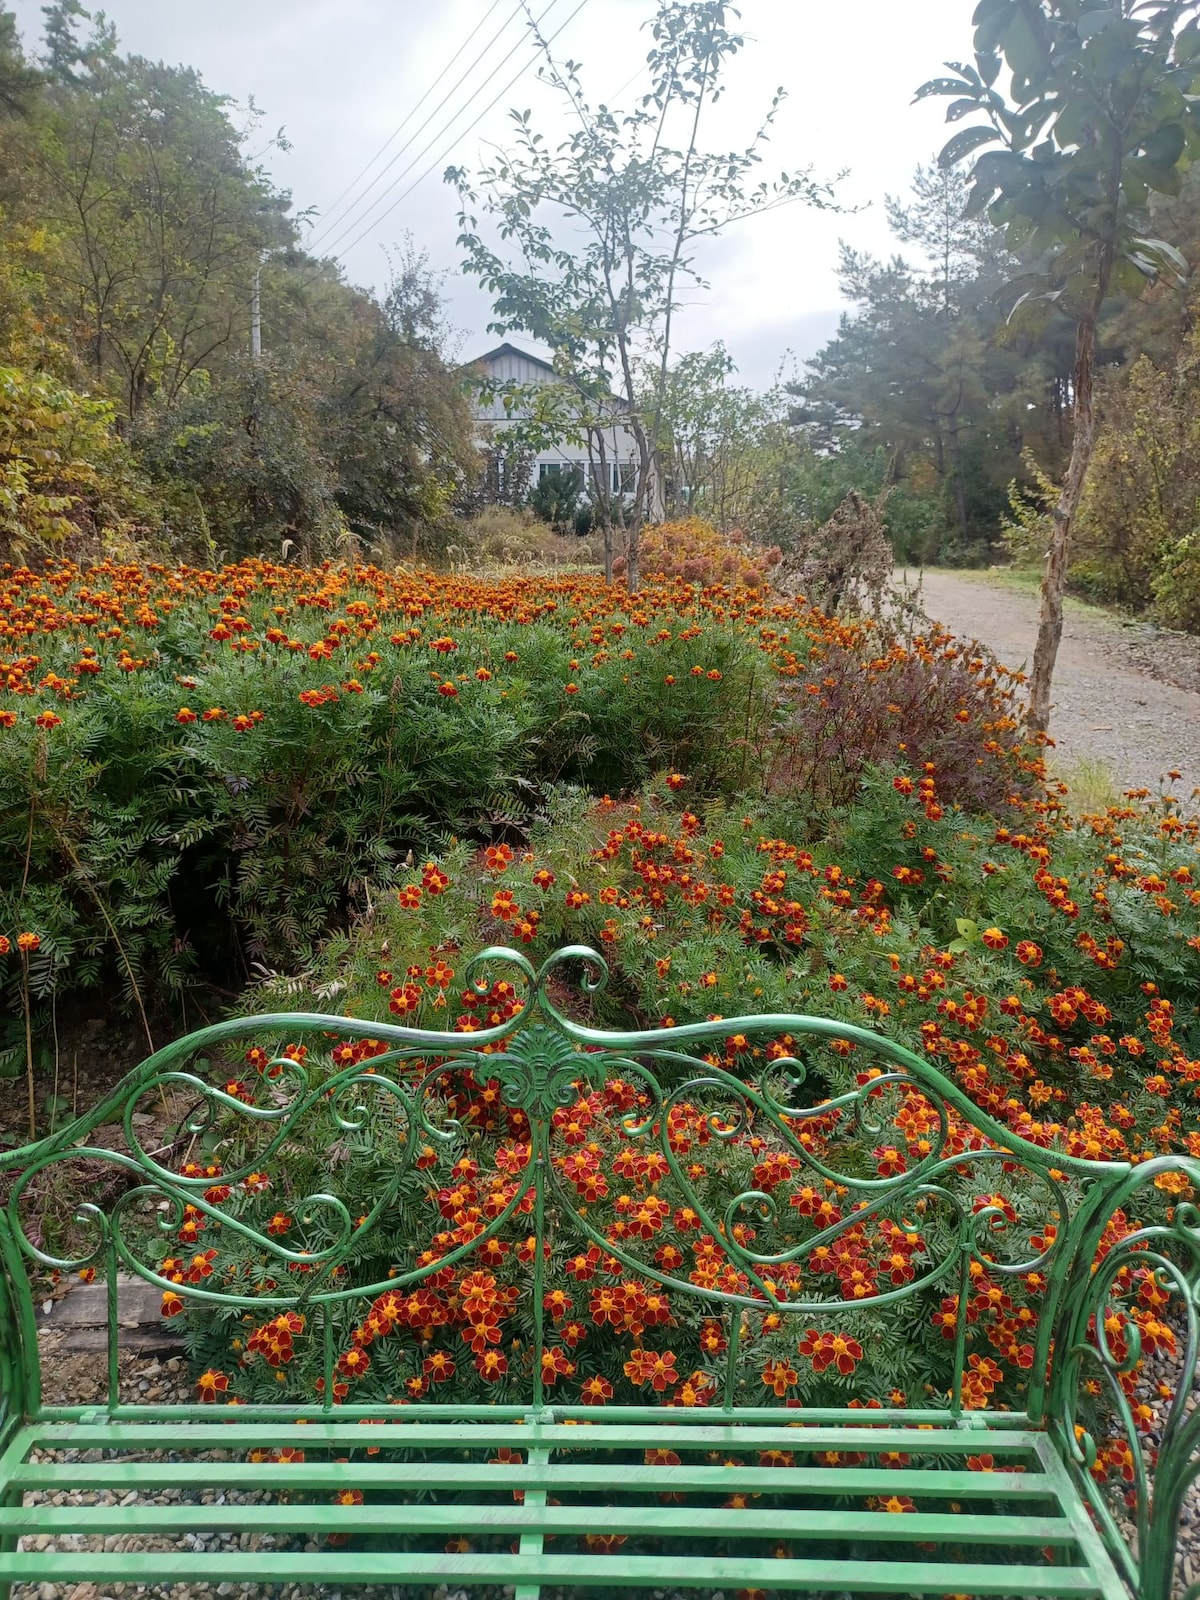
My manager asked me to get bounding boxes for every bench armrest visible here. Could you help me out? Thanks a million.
[1044,1155,1200,1600]
[0,1214,34,1441]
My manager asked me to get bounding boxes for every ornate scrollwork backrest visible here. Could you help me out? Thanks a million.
[0,944,1136,1426]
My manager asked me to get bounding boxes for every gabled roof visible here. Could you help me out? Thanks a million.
[467,342,557,375]
[464,342,631,415]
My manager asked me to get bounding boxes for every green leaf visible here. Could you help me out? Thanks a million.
[1140,123,1186,170]
[978,49,1003,87]
[915,74,976,102]
[939,125,1004,168]
[973,0,1020,56]
[1077,7,1121,41]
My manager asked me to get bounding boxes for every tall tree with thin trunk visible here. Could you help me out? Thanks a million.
[921,0,1200,733]
[450,1,836,591]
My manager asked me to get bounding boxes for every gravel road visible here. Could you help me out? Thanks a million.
[910,568,1200,805]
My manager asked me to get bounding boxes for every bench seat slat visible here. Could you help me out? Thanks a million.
[35,1404,1035,1427]
[0,1550,1116,1596]
[0,1501,1082,1544]
[22,1421,1045,1454]
[12,1459,1057,1497]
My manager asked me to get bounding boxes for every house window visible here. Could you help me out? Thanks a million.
[612,462,636,496]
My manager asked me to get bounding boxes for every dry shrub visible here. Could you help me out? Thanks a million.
[768,616,1034,813]
[617,516,782,587]
[774,490,894,616]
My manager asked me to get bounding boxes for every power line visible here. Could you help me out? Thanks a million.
[311,0,510,240]
[329,0,589,267]
[312,0,570,265]
[238,0,588,353]
[306,0,524,254]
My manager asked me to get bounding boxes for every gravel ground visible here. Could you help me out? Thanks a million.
[908,568,1200,803]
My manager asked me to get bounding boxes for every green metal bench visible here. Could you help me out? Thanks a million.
[1,944,1198,1599]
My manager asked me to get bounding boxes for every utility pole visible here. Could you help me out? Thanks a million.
[251,266,262,360]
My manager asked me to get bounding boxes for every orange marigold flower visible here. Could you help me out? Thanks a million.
[423,1350,456,1383]
[196,1368,229,1401]
[761,1359,799,1396]
[16,932,40,954]
[336,1347,370,1379]
[422,863,450,894]
[798,1329,863,1376]
[176,707,198,724]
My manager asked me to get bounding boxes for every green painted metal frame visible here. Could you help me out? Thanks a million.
[0,943,1197,1598]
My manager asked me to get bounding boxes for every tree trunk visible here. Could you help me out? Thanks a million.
[946,414,969,544]
[1027,316,1098,734]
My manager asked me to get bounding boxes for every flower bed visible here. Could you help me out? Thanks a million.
[0,556,1030,1021]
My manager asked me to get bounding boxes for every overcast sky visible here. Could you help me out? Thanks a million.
[10,0,971,388]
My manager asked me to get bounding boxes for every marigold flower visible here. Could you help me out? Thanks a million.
[336,1347,370,1379]
[176,707,197,724]
[16,932,40,954]
[798,1328,863,1376]
[196,1368,229,1401]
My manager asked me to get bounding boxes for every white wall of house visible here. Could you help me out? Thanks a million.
[469,344,646,502]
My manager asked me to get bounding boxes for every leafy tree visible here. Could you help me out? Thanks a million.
[0,363,155,559]
[31,3,290,417]
[132,357,344,560]
[646,342,792,530]
[321,249,478,555]
[792,163,1058,561]
[921,0,1200,730]
[0,6,40,117]
[450,0,835,588]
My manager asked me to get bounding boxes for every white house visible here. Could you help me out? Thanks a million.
[466,342,650,508]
